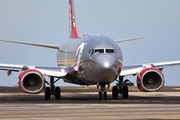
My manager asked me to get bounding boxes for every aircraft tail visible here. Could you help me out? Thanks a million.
[69,0,81,39]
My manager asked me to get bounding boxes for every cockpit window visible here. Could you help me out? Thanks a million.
[88,49,92,55]
[106,49,115,53]
[88,48,116,55]
[94,49,104,54]
[88,49,94,55]
[114,49,119,55]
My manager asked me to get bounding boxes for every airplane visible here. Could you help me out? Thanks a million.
[0,0,180,100]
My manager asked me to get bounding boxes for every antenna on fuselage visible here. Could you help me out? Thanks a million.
[82,31,89,37]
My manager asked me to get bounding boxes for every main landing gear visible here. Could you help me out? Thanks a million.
[97,84,109,100]
[45,77,61,100]
[112,76,133,99]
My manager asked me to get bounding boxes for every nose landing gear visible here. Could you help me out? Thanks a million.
[97,84,109,100]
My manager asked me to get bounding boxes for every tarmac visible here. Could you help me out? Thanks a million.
[0,86,180,120]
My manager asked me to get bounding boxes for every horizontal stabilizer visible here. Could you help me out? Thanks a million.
[0,39,70,53]
[116,37,146,43]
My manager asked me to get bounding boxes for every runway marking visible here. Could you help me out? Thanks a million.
[95,118,180,120]
[62,93,180,103]
[61,95,180,103]
[101,100,180,103]
[0,111,180,118]
[61,95,73,98]
[173,88,180,90]
[159,118,180,120]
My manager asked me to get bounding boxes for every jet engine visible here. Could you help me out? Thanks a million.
[137,68,165,92]
[18,69,46,94]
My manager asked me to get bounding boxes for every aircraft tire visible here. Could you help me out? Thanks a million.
[45,87,51,100]
[98,92,102,100]
[55,87,61,100]
[112,86,118,99]
[122,86,128,98]
[104,91,107,100]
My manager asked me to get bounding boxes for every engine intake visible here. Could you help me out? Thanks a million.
[137,68,165,92]
[18,69,46,94]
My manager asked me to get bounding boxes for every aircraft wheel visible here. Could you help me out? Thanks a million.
[122,86,128,98]
[112,86,118,99]
[55,87,61,100]
[98,92,102,100]
[104,91,107,100]
[45,87,51,100]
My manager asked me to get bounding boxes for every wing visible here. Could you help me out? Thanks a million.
[120,60,180,76]
[0,63,68,77]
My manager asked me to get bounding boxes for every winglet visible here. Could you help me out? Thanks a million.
[69,0,81,39]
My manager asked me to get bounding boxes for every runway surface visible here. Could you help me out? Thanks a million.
[0,86,180,120]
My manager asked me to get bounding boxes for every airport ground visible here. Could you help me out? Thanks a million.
[0,86,180,120]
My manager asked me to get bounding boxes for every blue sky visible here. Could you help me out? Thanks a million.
[0,0,180,86]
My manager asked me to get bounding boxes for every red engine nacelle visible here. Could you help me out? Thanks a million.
[18,69,46,94]
[137,68,165,92]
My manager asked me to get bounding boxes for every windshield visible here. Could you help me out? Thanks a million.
[88,48,116,55]
[94,49,104,54]
[106,49,115,53]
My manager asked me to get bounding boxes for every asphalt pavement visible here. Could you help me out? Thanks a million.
[0,86,179,120]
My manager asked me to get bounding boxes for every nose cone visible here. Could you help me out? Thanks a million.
[94,55,119,83]
[96,55,116,69]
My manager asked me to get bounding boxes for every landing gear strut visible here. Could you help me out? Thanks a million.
[98,84,108,100]
[112,76,133,99]
[45,77,61,100]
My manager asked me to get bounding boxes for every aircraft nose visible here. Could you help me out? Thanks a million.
[94,55,119,83]
[96,55,116,69]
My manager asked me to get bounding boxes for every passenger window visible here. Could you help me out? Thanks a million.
[94,49,104,54]
[106,49,115,54]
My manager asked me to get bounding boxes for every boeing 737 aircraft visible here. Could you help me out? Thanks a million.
[0,0,180,100]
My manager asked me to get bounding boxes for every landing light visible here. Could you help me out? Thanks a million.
[104,62,110,68]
